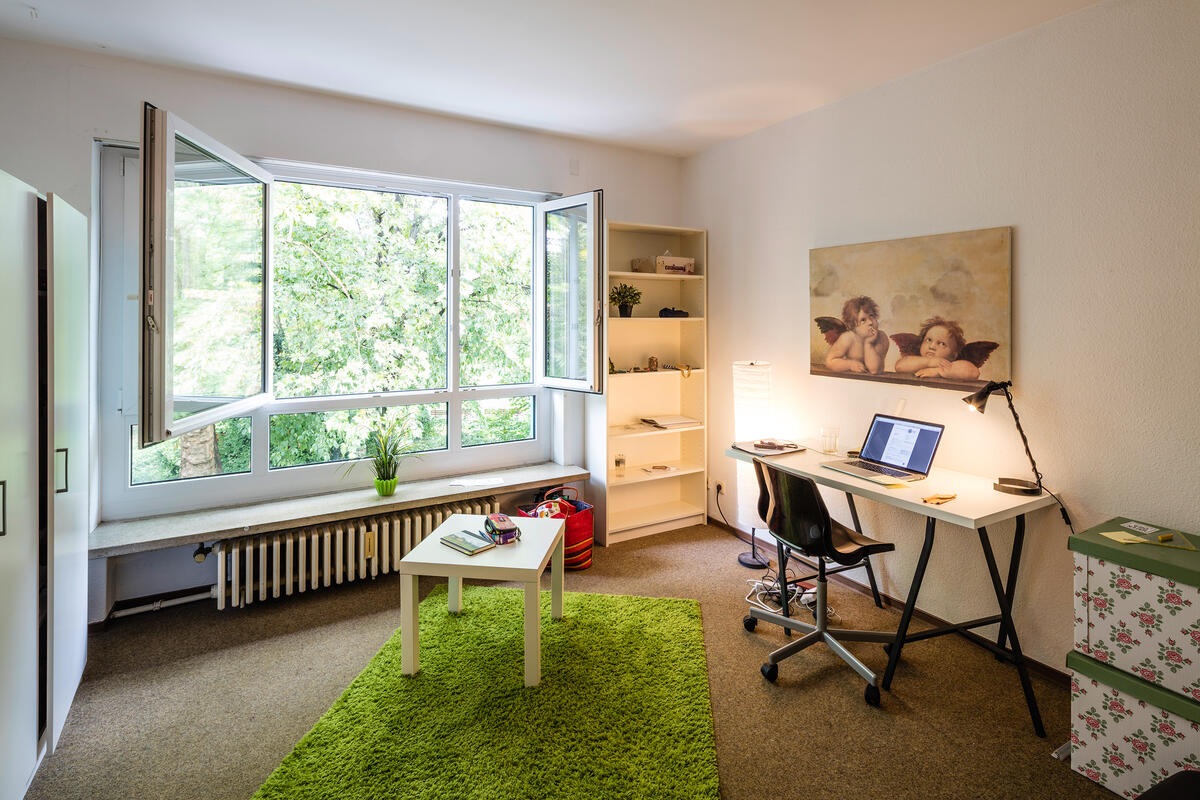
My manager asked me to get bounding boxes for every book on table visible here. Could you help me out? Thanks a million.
[441,531,496,556]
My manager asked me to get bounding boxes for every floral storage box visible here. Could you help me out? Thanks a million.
[1068,651,1200,798]
[1070,517,1200,700]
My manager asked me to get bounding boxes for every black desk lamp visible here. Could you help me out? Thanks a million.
[962,380,1044,496]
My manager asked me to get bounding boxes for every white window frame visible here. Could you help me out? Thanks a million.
[534,191,605,394]
[139,103,274,446]
[101,145,555,519]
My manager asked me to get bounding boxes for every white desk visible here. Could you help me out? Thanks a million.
[727,446,1058,736]
[398,514,566,687]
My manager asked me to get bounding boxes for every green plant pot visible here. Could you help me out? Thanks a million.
[374,478,398,497]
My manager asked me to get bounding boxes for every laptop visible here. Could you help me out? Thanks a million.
[821,414,945,484]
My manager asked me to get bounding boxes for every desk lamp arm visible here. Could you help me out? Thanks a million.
[1002,384,1043,492]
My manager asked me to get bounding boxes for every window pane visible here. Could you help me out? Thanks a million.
[459,200,533,386]
[544,204,590,380]
[272,183,448,398]
[269,404,447,469]
[172,137,264,399]
[462,396,535,447]
[130,418,251,485]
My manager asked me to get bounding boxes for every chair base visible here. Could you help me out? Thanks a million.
[747,565,896,703]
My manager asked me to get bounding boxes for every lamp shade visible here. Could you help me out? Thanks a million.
[963,380,1008,414]
[732,361,771,441]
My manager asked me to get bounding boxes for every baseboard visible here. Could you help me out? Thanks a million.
[709,516,1069,687]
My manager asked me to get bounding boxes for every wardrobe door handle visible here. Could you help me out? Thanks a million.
[1,480,6,535]
[55,448,68,494]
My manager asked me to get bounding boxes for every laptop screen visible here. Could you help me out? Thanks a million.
[859,414,945,475]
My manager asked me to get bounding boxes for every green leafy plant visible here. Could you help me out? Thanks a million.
[608,283,642,308]
[367,421,401,481]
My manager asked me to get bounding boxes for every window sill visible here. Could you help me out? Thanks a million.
[90,462,588,559]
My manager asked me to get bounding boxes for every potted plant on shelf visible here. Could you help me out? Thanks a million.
[368,422,401,497]
[609,283,642,318]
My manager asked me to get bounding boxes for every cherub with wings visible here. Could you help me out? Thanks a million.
[815,295,890,375]
[891,316,997,381]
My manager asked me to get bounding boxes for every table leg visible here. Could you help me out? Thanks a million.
[401,573,419,676]
[846,493,883,608]
[995,515,1025,653]
[978,525,1045,738]
[551,533,564,620]
[524,580,541,687]
[882,516,936,690]
[448,575,462,614]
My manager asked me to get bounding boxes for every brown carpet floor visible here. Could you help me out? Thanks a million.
[27,524,1106,800]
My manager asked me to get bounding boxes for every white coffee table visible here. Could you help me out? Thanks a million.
[398,513,566,687]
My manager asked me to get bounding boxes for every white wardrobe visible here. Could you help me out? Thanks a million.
[0,169,89,800]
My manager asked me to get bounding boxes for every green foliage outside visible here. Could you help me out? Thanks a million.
[137,181,537,485]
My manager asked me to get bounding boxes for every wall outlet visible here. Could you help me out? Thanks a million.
[715,481,725,496]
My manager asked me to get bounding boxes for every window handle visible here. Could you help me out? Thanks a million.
[0,480,6,535]
[55,448,69,494]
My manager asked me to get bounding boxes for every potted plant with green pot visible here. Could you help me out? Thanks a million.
[609,283,642,318]
[369,422,401,497]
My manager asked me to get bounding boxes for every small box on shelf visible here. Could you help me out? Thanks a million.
[656,256,695,275]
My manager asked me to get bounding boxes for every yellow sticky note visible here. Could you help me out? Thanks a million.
[1098,530,1149,545]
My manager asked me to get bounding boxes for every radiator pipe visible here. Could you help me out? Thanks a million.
[108,587,216,620]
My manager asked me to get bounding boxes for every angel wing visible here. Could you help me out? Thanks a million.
[960,341,999,368]
[890,333,922,357]
[814,316,847,346]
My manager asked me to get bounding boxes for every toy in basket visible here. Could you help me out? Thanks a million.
[483,513,521,545]
[517,486,594,570]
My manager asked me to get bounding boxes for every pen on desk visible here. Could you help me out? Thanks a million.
[470,529,493,545]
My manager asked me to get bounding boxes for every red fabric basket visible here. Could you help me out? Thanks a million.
[517,486,594,570]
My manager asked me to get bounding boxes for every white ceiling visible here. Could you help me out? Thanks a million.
[0,0,1097,156]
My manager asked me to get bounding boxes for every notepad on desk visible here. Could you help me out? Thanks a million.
[731,439,804,456]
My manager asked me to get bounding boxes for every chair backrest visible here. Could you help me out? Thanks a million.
[761,462,834,558]
[752,458,771,525]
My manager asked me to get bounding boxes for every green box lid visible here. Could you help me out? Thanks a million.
[1067,651,1200,725]
[1069,517,1200,588]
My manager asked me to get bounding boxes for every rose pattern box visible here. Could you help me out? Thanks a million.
[1070,658,1200,798]
[1073,551,1200,700]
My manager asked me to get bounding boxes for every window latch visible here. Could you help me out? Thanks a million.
[145,314,159,333]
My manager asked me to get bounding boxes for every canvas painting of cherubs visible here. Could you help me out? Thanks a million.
[810,227,1011,392]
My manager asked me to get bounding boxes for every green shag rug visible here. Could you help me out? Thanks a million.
[253,585,719,800]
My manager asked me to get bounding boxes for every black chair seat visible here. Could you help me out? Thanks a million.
[829,519,895,565]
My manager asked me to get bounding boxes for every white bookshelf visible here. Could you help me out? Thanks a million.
[584,222,707,545]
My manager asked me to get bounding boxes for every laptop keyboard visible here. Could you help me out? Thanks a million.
[849,460,910,478]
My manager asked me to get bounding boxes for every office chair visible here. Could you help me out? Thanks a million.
[742,460,897,706]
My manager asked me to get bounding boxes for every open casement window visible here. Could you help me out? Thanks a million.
[535,190,604,394]
[140,103,273,447]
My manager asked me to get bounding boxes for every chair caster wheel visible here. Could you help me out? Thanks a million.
[761,663,778,683]
[743,615,757,632]
[865,683,881,707]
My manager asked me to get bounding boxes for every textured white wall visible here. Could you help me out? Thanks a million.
[0,36,682,226]
[687,0,1200,668]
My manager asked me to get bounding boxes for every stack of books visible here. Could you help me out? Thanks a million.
[441,530,496,556]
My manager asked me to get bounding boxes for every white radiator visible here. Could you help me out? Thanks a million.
[213,497,499,610]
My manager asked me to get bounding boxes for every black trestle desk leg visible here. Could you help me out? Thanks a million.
[995,515,1026,656]
[777,539,792,637]
[845,493,883,608]
[979,525,1046,738]
[882,515,936,690]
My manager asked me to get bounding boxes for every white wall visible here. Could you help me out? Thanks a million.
[687,0,1200,668]
[0,37,683,225]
